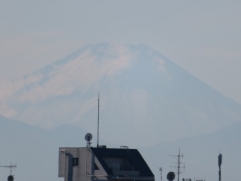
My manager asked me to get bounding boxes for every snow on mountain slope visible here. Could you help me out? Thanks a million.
[0,43,241,146]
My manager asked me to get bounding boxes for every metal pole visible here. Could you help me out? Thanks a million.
[218,154,222,181]
[177,149,180,181]
[219,166,221,181]
[159,167,162,181]
[97,93,100,147]
[170,148,184,181]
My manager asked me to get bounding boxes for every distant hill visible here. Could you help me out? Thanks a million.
[0,114,87,181]
[0,43,241,147]
[140,122,241,181]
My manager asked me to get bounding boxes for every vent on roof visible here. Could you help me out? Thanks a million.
[120,146,129,149]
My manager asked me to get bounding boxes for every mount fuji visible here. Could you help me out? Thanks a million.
[0,43,240,146]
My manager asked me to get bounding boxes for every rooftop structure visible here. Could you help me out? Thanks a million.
[58,146,154,181]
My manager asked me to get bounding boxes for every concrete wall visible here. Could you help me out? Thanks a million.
[58,147,108,181]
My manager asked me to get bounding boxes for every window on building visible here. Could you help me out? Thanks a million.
[72,157,79,167]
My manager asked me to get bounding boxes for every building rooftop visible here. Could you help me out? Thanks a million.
[91,147,154,178]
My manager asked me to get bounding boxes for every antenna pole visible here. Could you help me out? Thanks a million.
[219,166,221,181]
[159,167,163,181]
[0,163,17,175]
[170,148,185,181]
[97,93,100,148]
[178,149,181,181]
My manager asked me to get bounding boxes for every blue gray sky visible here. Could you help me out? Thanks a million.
[1,0,241,103]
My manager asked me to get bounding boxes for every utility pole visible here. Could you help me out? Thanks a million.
[170,148,185,181]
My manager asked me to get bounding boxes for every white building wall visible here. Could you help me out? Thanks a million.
[59,147,108,181]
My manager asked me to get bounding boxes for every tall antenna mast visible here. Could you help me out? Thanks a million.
[170,148,185,181]
[97,93,100,148]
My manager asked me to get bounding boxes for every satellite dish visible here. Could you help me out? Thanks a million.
[85,133,93,142]
[167,171,175,181]
[8,175,14,181]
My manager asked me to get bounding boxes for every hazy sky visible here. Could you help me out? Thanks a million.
[1,0,241,103]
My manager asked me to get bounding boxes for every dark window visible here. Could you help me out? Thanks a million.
[73,157,79,167]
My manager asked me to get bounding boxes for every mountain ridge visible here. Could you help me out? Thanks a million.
[0,43,240,146]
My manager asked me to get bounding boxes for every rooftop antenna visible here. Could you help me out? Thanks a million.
[170,148,185,181]
[218,153,222,181]
[0,163,17,175]
[97,93,100,148]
